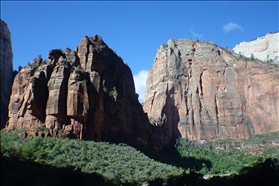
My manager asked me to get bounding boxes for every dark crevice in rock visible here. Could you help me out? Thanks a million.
[215,94,219,138]
[200,70,204,98]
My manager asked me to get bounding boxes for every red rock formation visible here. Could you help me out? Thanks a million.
[7,35,278,149]
[0,19,13,129]
[6,35,155,147]
[143,39,279,141]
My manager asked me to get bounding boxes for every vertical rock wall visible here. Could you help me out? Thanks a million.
[6,35,158,148]
[143,39,279,141]
[0,19,13,129]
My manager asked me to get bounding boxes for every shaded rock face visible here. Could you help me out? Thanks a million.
[0,19,13,129]
[143,39,279,141]
[233,32,279,64]
[6,35,156,147]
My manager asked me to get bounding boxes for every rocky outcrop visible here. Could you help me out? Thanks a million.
[6,35,160,147]
[0,19,13,129]
[143,39,279,141]
[233,32,279,63]
[6,34,279,149]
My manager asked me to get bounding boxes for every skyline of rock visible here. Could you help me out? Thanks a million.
[2,18,278,149]
[233,32,279,64]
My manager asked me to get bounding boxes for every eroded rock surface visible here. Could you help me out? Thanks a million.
[0,19,13,129]
[6,34,279,149]
[143,39,279,141]
[6,35,157,147]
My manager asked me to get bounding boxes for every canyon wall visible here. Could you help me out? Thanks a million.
[6,35,164,147]
[143,39,279,141]
[5,33,279,149]
[0,19,13,129]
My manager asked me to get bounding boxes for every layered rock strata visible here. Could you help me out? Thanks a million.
[6,35,161,147]
[143,39,279,141]
[0,19,13,129]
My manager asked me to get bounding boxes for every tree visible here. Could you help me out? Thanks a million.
[250,53,255,60]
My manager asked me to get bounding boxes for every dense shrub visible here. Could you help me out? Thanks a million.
[175,132,279,175]
[0,130,184,185]
[1,130,278,185]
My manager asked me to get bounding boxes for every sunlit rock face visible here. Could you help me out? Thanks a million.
[5,33,279,150]
[143,39,279,141]
[233,32,279,63]
[6,35,159,147]
[0,19,13,129]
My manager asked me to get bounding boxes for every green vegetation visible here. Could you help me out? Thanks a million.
[176,139,257,174]
[1,130,278,185]
[35,123,46,131]
[175,132,279,175]
[161,44,168,50]
[0,130,186,185]
[237,53,251,61]
[27,54,48,70]
[111,49,124,63]
[266,58,276,64]
[149,117,162,126]
[27,62,40,69]
[64,47,72,52]
[76,64,85,72]
[61,59,72,69]
[41,59,48,65]
[109,86,118,101]
[216,131,279,146]
[250,53,255,60]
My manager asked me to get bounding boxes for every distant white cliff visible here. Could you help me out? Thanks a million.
[233,32,279,63]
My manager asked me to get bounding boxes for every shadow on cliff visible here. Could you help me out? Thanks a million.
[140,86,213,171]
[111,86,213,173]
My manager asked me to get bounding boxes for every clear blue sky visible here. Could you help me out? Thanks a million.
[1,1,278,102]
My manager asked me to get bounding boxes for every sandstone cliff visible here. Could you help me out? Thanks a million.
[6,34,279,149]
[6,35,162,147]
[233,32,279,64]
[143,39,279,141]
[0,19,13,129]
